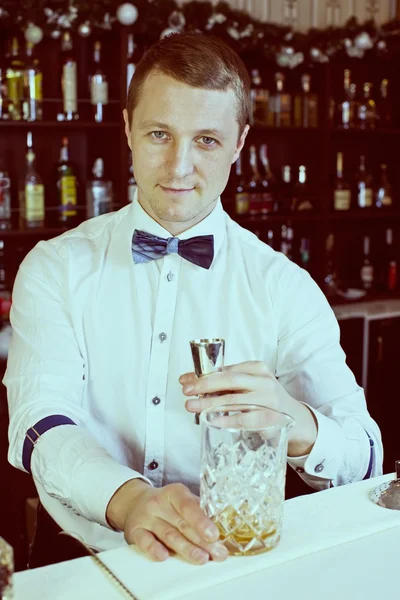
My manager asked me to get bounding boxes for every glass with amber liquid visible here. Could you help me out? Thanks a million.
[200,404,294,556]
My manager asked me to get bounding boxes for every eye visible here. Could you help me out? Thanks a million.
[150,131,167,140]
[199,136,217,147]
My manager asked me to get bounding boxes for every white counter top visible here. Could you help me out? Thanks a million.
[333,299,400,321]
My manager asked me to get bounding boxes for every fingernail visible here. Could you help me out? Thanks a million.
[204,526,219,542]
[155,547,168,561]
[183,384,194,394]
[211,544,228,561]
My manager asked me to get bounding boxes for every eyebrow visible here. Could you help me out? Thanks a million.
[138,120,227,140]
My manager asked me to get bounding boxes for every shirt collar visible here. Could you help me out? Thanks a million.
[130,187,226,262]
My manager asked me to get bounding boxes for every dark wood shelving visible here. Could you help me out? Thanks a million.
[234,212,325,225]
[330,291,400,307]
[329,127,400,135]
[0,227,68,238]
[0,120,121,129]
[328,210,400,220]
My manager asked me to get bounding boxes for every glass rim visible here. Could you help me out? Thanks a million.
[190,338,224,346]
[199,403,295,431]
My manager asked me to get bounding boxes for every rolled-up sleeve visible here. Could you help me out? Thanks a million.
[273,261,383,489]
[3,240,150,527]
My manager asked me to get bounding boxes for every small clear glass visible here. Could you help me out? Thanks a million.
[0,537,13,599]
[200,404,294,556]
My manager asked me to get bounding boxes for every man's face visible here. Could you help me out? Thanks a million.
[123,71,249,235]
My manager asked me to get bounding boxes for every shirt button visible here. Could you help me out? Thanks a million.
[295,467,305,474]
[152,396,161,406]
[167,271,175,282]
[149,460,159,470]
[315,463,324,473]
[159,332,167,342]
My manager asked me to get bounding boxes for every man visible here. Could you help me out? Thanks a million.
[4,32,382,568]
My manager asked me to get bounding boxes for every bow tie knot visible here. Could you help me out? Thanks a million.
[132,229,214,270]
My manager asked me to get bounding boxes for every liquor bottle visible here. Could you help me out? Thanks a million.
[292,166,313,211]
[234,152,249,215]
[266,229,274,248]
[378,79,391,127]
[268,72,291,127]
[324,233,337,298]
[0,51,10,120]
[333,152,351,211]
[348,83,358,128]
[336,69,351,129]
[0,240,7,291]
[280,165,293,213]
[0,161,12,230]
[60,32,78,121]
[128,160,137,203]
[384,228,397,292]
[357,83,376,129]
[57,137,78,225]
[280,224,293,260]
[375,164,393,209]
[249,69,269,125]
[126,33,137,91]
[258,144,276,214]
[22,42,43,122]
[355,156,373,209]
[246,145,263,216]
[299,238,311,271]
[5,37,24,121]
[86,158,113,218]
[360,235,374,291]
[294,73,318,128]
[89,41,108,123]
[19,131,45,229]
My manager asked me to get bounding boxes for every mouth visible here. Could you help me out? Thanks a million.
[159,185,195,195]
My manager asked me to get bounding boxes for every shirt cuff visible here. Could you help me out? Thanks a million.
[286,402,344,489]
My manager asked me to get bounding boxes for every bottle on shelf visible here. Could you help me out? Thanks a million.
[86,158,113,218]
[60,31,78,121]
[360,235,374,291]
[292,165,313,211]
[126,33,137,92]
[89,40,109,123]
[333,152,351,211]
[299,237,311,271]
[246,145,263,216]
[128,159,138,203]
[0,240,7,292]
[280,224,293,260]
[0,50,10,120]
[357,82,376,129]
[348,83,358,128]
[280,165,293,213]
[19,131,45,229]
[336,69,352,129]
[384,228,397,292]
[355,155,373,209]
[5,37,24,121]
[375,164,393,209]
[324,233,338,298]
[268,72,291,127]
[234,152,249,215]
[266,229,274,248]
[293,73,318,128]
[22,41,43,122]
[258,144,276,214]
[378,79,391,127]
[0,161,12,230]
[56,137,78,225]
[249,69,269,126]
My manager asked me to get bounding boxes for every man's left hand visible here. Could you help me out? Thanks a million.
[179,361,318,457]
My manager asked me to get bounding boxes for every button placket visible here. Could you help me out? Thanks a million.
[143,254,181,485]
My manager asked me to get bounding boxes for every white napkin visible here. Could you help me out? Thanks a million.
[15,473,400,600]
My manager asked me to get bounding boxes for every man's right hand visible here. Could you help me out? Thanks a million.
[106,479,228,565]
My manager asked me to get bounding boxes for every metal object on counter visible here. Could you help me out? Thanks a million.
[189,338,225,425]
[370,461,400,510]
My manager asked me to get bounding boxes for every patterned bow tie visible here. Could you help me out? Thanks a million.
[132,229,214,270]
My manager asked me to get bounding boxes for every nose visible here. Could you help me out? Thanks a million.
[166,140,195,181]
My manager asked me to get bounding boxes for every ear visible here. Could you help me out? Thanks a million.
[231,124,250,164]
[123,109,132,151]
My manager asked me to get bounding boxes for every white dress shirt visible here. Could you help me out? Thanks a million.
[4,192,383,551]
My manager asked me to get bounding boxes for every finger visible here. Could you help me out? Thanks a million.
[182,371,270,397]
[223,361,271,376]
[154,491,228,562]
[152,518,210,565]
[209,408,278,429]
[186,392,263,414]
[130,527,169,562]
[167,485,220,544]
